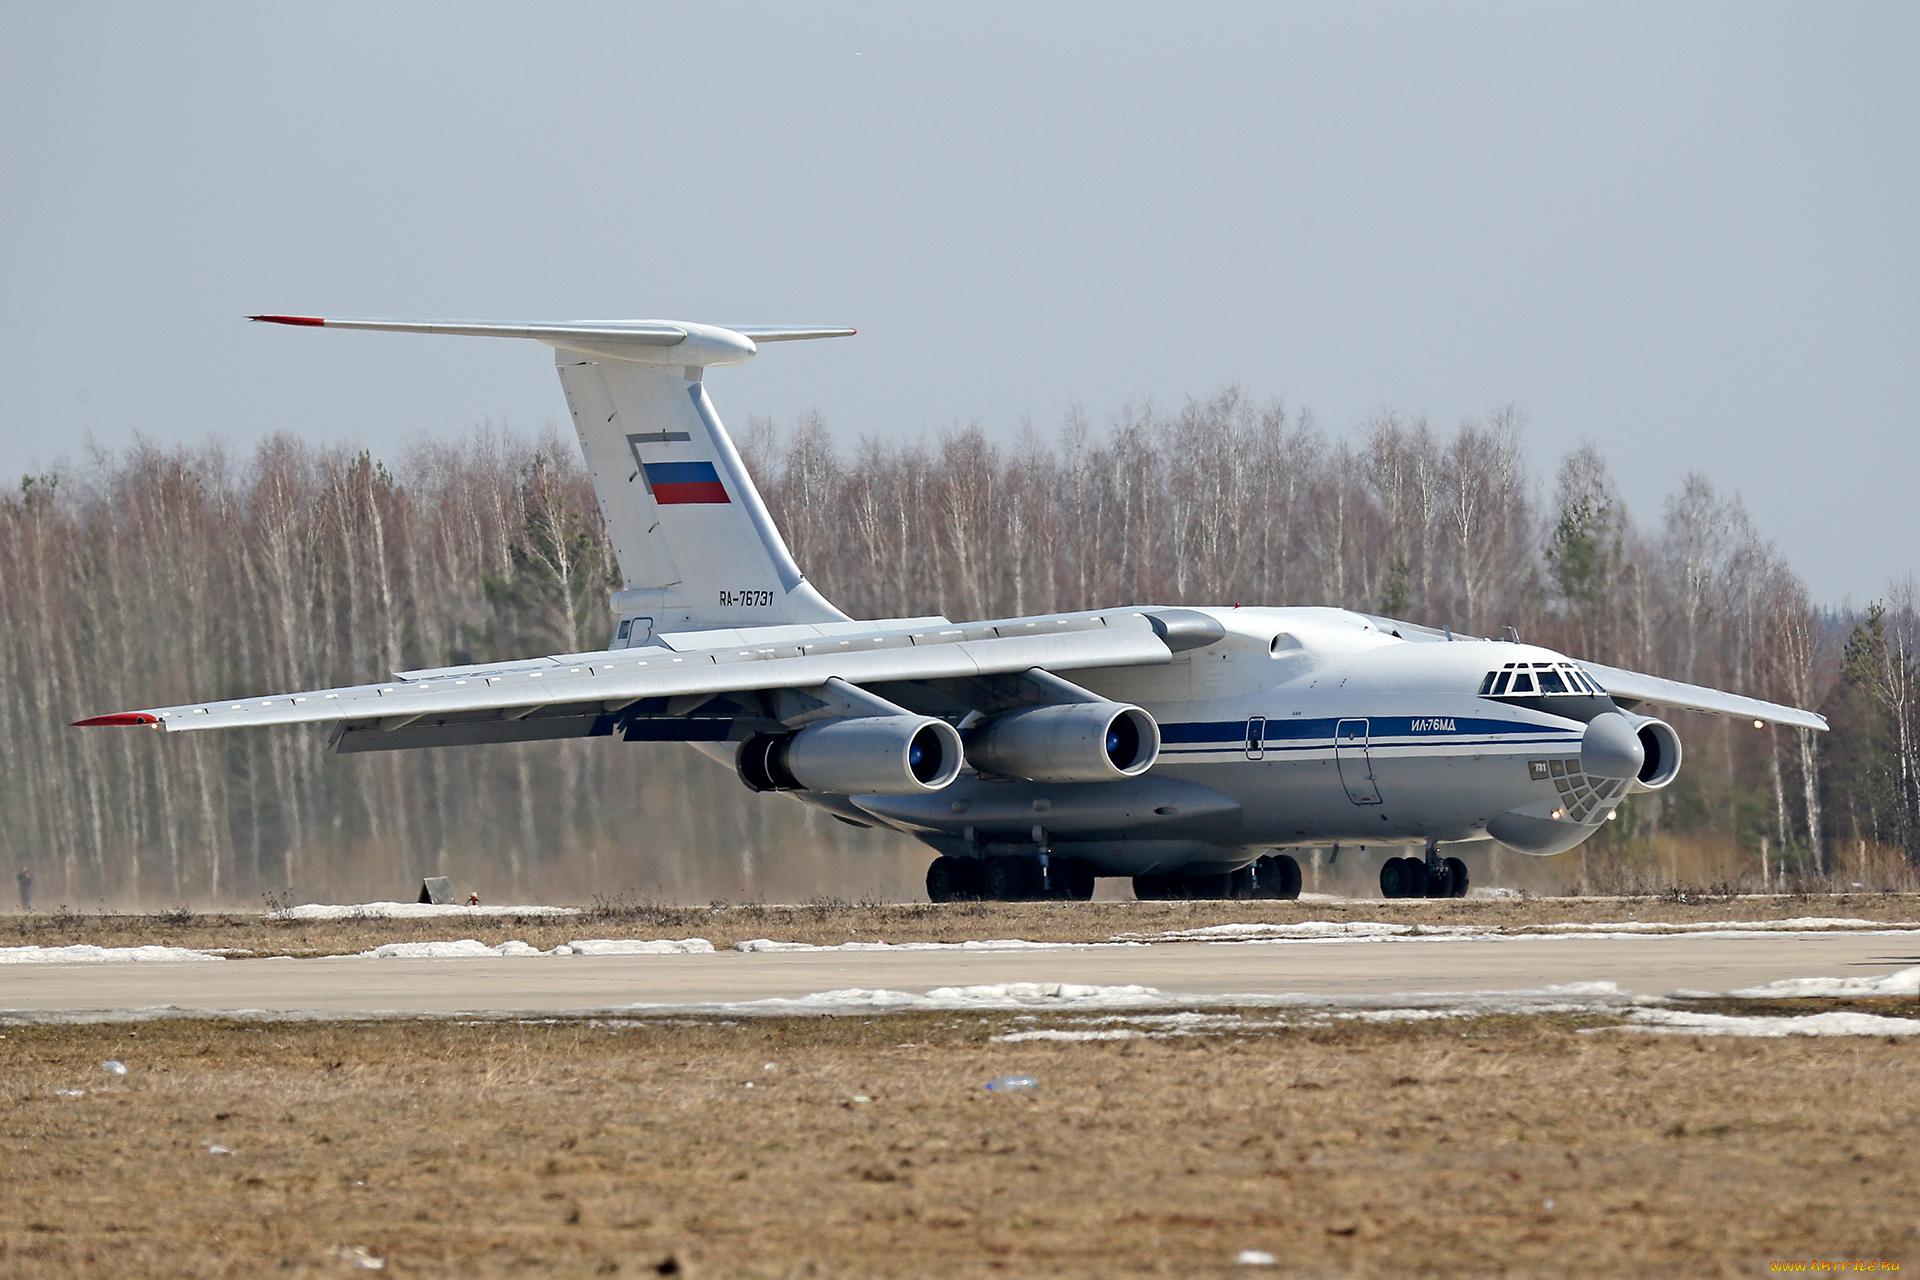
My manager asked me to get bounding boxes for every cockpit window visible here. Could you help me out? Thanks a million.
[1480,661,1605,701]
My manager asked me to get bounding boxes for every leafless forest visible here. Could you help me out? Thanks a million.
[3,390,1915,907]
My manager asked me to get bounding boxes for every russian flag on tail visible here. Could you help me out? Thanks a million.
[643,461,730,504]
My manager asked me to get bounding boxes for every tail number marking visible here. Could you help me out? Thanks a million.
[720,590,774,608]
[1409,718,1456,732]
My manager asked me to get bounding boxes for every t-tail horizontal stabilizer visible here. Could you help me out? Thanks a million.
[249,314,857,634]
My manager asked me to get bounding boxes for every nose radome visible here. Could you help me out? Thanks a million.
[1581,712,1646,780]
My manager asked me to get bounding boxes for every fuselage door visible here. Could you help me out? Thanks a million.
[1334,717,1383,805]
[612,616,655,650]
[1245,715,1266,761]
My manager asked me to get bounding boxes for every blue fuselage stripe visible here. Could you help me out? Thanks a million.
[1157,716,1577,747]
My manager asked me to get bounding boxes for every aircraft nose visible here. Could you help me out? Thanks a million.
[1581,711,1646,780]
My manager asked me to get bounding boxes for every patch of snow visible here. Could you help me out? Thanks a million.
[924,982,1166,1007]
[625,983,1179,1016]
[1469,886,1526,899]
[360,937,714,959]
[1140,917,1920,947]
[1136,921,1419,943]
[1544,916,1895,934]
[1538,980,1630,997]
[560,938,714,956]
[361,939,510,959]
[732,937,1101,953]
[1626,1008,1920,1037]
[990,1028,1142,1042]
[1729,965,1920,998]
[1338,1007,1470,1024]
[269,902,578,921]
[0,944,224,963]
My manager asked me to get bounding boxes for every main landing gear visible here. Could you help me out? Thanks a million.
[926,854,1095,903]
[1380,840,1469,899]
[1132,854,1302,901]
[928,852,1307,903]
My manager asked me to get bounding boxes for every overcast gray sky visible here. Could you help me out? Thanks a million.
[2,2,1913,605]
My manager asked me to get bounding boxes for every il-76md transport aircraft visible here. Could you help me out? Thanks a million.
[78,317,1828,902]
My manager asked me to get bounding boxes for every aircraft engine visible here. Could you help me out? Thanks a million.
[737,716,965,795]
[1624,715,1683,792]
[964,702,1161,783]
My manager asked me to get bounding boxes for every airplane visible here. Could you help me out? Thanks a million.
[76,315,1829,902]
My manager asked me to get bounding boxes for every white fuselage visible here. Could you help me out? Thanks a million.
[843,607,1626,878]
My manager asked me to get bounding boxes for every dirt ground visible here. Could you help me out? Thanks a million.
[4,893,1918,959]
[2,1004,1916,1278]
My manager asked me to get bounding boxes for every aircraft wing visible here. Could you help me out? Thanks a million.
[75,611,1174,749]
[1579,662,1828,732]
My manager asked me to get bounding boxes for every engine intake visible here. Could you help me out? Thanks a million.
[1627,716,1683,791]
[738,716,964,796]
[965,702,1161,783]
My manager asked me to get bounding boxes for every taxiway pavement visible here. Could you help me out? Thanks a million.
[5,932,1918,1019]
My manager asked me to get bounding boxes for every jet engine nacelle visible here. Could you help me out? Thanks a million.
[964,702,1160,783]
[1625,715,1682,792]
[737,716,964,795]
[1578,710,1682,792]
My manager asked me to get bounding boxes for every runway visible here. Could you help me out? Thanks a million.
[5,930,1918,1019]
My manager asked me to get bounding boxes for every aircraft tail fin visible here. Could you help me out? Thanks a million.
[251,315,854,637]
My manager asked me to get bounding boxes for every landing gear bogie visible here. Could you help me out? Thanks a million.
[1133,861,1290,901]
[1251,854,1303,900]
[926,855,985,903]
[930,855,1095,903]
[1380,850,1473,899]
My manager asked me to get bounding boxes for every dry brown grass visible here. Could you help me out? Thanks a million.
[3,893,1917,959]
[2,1007,1917,1277]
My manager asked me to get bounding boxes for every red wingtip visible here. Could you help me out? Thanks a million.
[72,712,160,728]
[249,314,326,326]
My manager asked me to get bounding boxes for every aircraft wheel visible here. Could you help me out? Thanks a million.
[1057,859,1096,901]
[1408,857,1432,897]
[1251,859,1282,901]
[984,858,1030,902]
[1445,856,1469,898]
[1275,853,1303,900]
[926,856,970,903]
[1379,858,1404,899]
[1405,857,1426,898]
[1424,859,1453,899]
[1188,872,1234,900]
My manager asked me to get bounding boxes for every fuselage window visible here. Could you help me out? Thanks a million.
[1536,669,1567,694]
[1510,671,1535,694]
[616,618,632,641]
[1492,671,1512,695]
[1479,672,1499,695]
